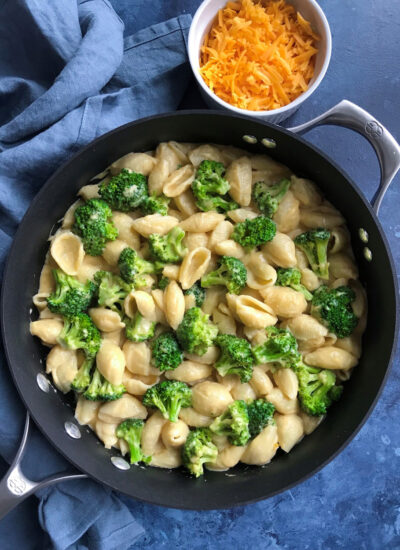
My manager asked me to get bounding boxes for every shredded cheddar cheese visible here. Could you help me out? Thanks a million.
[199,0,319,111]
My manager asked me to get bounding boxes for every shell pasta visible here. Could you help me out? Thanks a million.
[31,141,366,478]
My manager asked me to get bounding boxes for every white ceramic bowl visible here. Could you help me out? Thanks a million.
[188,0,332,124]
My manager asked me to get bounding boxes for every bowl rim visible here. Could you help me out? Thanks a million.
[188,0,332,117]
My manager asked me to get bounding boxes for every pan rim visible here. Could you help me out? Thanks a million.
[1,109,398,510]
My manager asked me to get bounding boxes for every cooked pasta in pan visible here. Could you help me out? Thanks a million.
[31,141,366,477]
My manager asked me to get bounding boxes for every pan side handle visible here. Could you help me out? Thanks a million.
[288,100,400,214]
[0,412,87,520]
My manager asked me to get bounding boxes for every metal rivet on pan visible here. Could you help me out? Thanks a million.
[364,247,372,261]
[242,135,257,144]
[111,456,130,470]
[261,137,276,149]
[64,421,81,439]
[36,373,50,393]
[359,228,369,243]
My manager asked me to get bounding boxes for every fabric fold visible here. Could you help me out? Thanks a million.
[0,0,124,145]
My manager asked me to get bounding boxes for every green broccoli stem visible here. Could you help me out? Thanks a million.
[150,394,168,418]
[293,283,313,301]
[71,357,95,392]
[116,420,147,464]
[294,229,330,280]
[315,242,329,279]
[127,436,142,464]
[201,272,225,288]
[214,362,252,382]
[168,395,183,422]
[84,368,102,400]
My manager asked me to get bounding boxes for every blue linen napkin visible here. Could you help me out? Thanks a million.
[0,0,192,548]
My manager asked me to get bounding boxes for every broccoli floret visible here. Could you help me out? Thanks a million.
[275,267,313,301]
[73,198,118,256]
[294,229,331,280]
[214,334,254,382]
[330,385,344,401]
[209,400,250,446]
[125,313,156,342]
[201,255,247,295]
[118,247,155,286]
[232,216,276,249]
[194,192,239,213]
[57,313,100,401]
[183,282,205,307]
[253,326,300,369]
[71,356,95,393]
[195,160,227,188]
[83,368,125,401]
[247,399,275,438]
[47,269,96,317]
[191,160,238,213]
[182,428,218,477]
[176,307,218,356]
[148,226,187,264]
[311,285,358,338]
[116,419,151,464]
[295,363,342,416]
[157,276,170,290]
[99,169,148,211]
[94,270,131,315]
[142,380,191,422]
[151,332,183,371]
[141,193,170,216]
[252,179,291,218]
[57,313,101,358]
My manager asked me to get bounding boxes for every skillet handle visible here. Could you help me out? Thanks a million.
[0,412,87,520]
[288,100,400,214]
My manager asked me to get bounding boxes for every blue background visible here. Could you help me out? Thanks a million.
[1,0,399,548]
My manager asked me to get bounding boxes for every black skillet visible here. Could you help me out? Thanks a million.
[1,100,399,516]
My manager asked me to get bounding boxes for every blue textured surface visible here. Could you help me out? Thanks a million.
[0,1,399,548]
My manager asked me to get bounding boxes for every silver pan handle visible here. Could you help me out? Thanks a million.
[0,412,87,520]
[288,100,400,214]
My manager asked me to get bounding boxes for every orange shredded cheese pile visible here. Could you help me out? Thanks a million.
[200,0,319,111]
